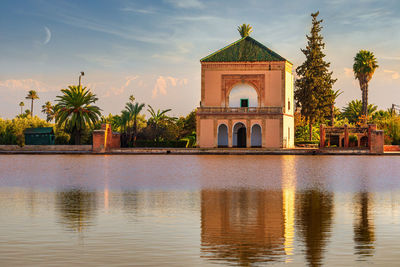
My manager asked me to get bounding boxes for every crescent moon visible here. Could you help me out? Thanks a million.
[43,26,51,45]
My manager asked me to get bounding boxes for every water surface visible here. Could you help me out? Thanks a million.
[0,155,400,266]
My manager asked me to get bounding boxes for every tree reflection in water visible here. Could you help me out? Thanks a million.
[353,192,375,258]
[56,189,97,232]
[200,189,286,266]
[296,189,334,267]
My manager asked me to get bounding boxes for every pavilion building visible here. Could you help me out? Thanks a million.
[196,35,295,148]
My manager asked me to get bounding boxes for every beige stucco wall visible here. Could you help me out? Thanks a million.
[283,115,295,148]
[284,63,294,115]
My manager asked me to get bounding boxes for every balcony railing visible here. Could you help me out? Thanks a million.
[197,107,284,115]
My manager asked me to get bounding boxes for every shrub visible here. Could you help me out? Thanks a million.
[131,140,187,148]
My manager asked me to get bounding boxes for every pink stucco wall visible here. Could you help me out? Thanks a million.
[265,71,282,107]
[199,119,214,148]
[265,118,281,147]
[203,67,285,108]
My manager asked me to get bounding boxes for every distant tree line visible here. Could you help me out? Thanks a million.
[1,86,196,147]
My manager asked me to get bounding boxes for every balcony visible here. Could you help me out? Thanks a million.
[197,106,284,115]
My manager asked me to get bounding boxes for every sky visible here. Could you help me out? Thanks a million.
[1,0,400,119]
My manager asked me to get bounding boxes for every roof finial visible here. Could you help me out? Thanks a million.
[237,24,253,38]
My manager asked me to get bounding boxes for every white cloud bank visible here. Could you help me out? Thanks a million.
[0,79,50,92]
[152,76,188,98]
[384,70,400,80]
[103,75,139,97]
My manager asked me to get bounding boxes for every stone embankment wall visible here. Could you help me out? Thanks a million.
[0,145,92,151]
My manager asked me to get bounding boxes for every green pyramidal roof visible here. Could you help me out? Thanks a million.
[200,36,287,62]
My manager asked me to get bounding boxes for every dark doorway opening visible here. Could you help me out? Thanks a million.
[330,135,340,147]
[360,136,369,147]
[237,127,247,147]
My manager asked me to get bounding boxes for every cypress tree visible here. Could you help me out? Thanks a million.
[295,11,337,140]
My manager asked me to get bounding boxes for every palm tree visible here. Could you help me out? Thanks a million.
[353,50,378,118]
[125,102,145,145]
[55,85,101,145]
[25,90,39,116]
[41,101,55,122]
[237,24,253,38]
[19,102,24,115]
[147,105,175,142]
[342,100,377,124]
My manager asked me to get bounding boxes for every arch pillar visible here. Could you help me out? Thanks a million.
[228,119,233,147]
[246,119,251,148]
[213,119,218,147]
[262,119,266,148]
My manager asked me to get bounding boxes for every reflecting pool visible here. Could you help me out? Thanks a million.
[0,155,400,266]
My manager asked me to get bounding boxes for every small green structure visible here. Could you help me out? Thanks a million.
[24,127,55,145]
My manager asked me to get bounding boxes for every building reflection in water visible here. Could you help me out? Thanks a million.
[353,192,375,258]
[56,189,97,232]
[296,189,334,267]
[201,189,286,265]
[200,156,298,265]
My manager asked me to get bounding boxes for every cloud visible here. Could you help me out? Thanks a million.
[381,56,400,61]
[152,76,187,98]
[164,0,204,9]
[344,68,353,78]
[121,6,156,14]
[384,70,400,80]
[55,13,169,45]
[103,75,139,97]
[0,79,50,92]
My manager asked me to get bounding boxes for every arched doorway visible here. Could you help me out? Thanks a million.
[251,124,262,147]
[330,135,339,147]
[217,124,228,147]
[360,136,368,147]
[233,122,246,148]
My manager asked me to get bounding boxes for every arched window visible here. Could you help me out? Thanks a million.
[228,83,258,108]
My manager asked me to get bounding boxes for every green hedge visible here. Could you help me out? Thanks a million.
[295,140,320,145]
[129,140,188,148]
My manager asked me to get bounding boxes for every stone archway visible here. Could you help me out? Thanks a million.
[251,124,262,147]
[360,136,368,147]
[228,83,258,108]
[217,124,228,147]
[221,74,265,107]
[233,122,246,148]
